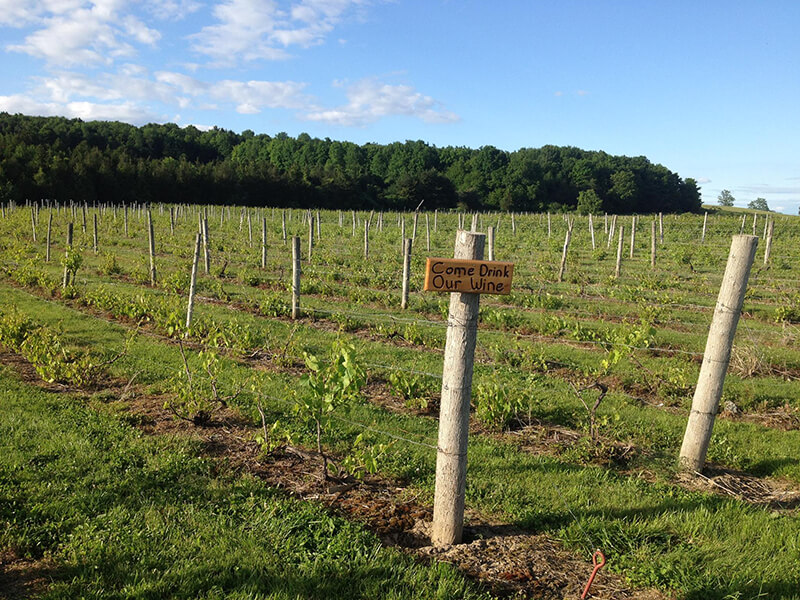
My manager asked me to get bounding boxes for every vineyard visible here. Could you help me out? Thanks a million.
[2,203,800,599]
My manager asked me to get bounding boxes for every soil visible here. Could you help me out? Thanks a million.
[0,549,56,600]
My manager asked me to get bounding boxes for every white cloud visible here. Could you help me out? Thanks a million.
[4,1,162,67]
[697,177,712,184]
[0,93,161,124]
[303,78,460,126]
[145,0,202,20]
[189,0,364,65]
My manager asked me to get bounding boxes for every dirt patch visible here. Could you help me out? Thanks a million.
[0,549,56,600]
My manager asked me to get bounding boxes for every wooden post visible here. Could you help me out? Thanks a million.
[487,225,495,261]
[679,235,758,472]
[169,206,175,236]
[401,238,412,310]
[614,225,624,278]
[740,213,746,234]
[316,210,321,241]
[45,210,52,262]
[557,221,572,283]
[589,213,595,250]
[471,213,478,232]
[307,215,314,261]
[511,212,516,235]
[282,210,287,244]
[186,232,201,332]
[629,216,636,259]
[434,209,438,232]
[547,212,551,238]
[412,212,418,242]
[93,213,98,253]
[650,220,657,269]
[148,210,157,285]
[291,236,301,320]
[432,230,485,547]
[364,220,370,260]
[607,214,617,248]
[247,211,253,247]
[124,204,129,237]
[763,219,774,265]
[426,214,431,252]
[261,217,267,269]
[62,222,73,288]
[202,217,210,275]
[30,206,37,242]
[400,217,406,255]
[701,211,708,243]
[752,213,757,236]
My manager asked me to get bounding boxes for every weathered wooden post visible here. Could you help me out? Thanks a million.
[752,213,757,236]
[93,213,98,254]
[426,214,431,252]
[471,213,478,232]
[282,210,287,244]
[425,231,513,546]
[511,212,516,235]
[364,220,370,260]
[629,216,636,259]
[701,211,708,243]
[547,212,551,238]
[62,222,73,288]
[291,236,301,320]
[307,214,314,261]
[148,209,157,285]
[487,225,495,261]
[202,217,210,275]
[679,235,758,472]
[588,213,595,250]
[607,214,617,248]
[30,206,37,242]
[401,238,412,310]
[650,220,657,269]
[247,211,253,247]
[557,220,573,283]
[186,232,201,333]
[763,218,774,265]
[614,225,624,278]
[124,204,129,237]
[740,213,746,234]
[261,217,268,269]
[169,206,175,236]
[412,212,418,242]
[45,210,52,262]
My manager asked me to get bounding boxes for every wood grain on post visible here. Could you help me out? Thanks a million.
[261,217,267,269]
[291,236,301,320]
[186,232,201,332]
[62,222,73,288]
[763,219,774,265]
[148,210,157,285]
[650,220,656,269]
[401,238,412,310]
[679,235,758,472]
[46,210,52,262]
[614,225,624,278]
[431,230,485,547]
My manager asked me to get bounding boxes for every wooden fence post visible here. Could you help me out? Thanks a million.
[202,217,210,275]
[701,211,708,243]
[401,238,412,310]
[614,225,624,278]
[45,210,52,263]
[261,217,267,269]
[93,213,98,254]
[186,232,201,332]
[679,235,758,472]
[487,225,495,261]
[432,230,485,547]
[62,222,73,288]
[650,220,657,269]
[291,236,301,319]
[763,218,774,265]
[629,216,636,259]
[364,220,370,260]
[557,220,573,283]
[148,209,157,285]
[589,213,595,250]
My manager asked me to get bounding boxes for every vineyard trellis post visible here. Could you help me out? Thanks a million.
[557,220,573,283]
[763,218,774,265]
[261,217,267,269]
[45,209,52,263]
[62,222,73,288]
[650,220,656,269]
[701,211,708,243]
[147,209,157,285]
[401,238,412,310]
[614,225,624,278]
[93,213,98,254]
[432,229,486,547]
[291,236,301,320]
[364,220,370,260]
[679,234,758,472]
[487,225,495,261]
[186,232,201,332]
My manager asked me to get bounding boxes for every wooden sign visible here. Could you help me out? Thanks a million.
[424,257,514,295]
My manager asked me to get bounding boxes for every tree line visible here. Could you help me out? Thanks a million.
[0,113,701,213]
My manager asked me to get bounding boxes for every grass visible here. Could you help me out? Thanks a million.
[4,205,800,598]
[0,367,489,600]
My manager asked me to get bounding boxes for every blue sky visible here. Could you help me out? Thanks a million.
[1,1,798,213]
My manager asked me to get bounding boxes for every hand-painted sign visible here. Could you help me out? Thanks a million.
[424,258,514,295]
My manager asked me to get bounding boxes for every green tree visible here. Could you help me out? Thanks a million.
[576,189,603,215]
[718,189,735,206]
[748,197,769,211]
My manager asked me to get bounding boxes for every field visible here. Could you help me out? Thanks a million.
[1,203,800,599]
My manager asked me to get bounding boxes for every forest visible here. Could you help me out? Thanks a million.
[0,113,701,213]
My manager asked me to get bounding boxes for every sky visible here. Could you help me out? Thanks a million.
[0,0,798,213]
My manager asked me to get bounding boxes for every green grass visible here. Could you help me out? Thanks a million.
[0,368,489,600]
